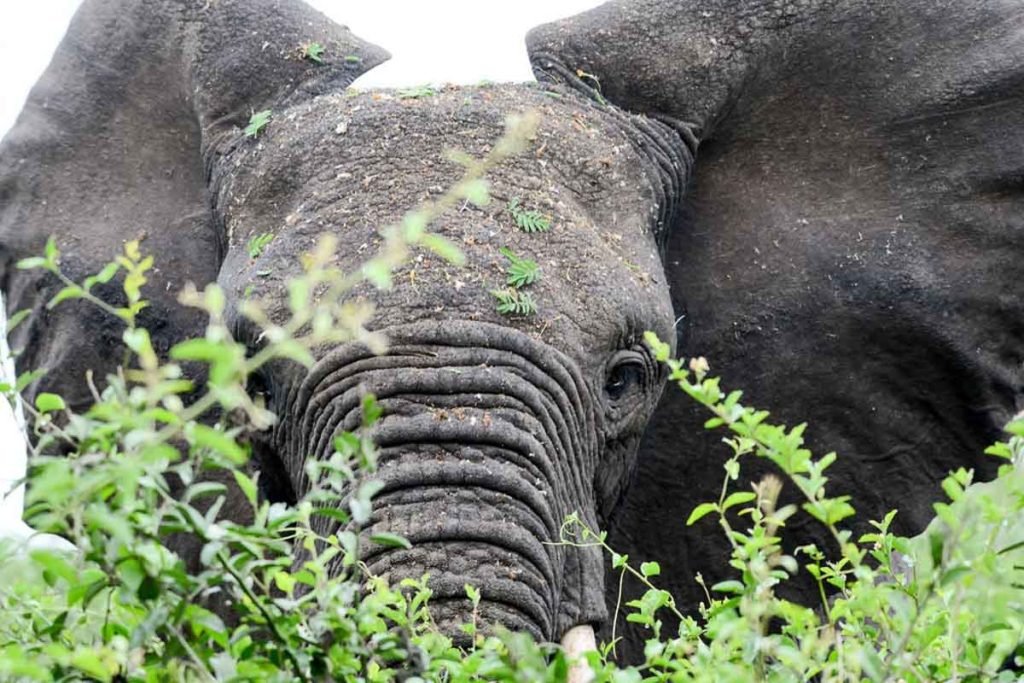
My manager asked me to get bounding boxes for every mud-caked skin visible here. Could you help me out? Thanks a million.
[530,0,1024,659]
[0,0,690,643]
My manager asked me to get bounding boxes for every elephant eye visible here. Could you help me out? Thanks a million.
[605,358,645,401]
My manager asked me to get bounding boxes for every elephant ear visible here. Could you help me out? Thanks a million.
[0,0,388,411]
[526,0,798,143]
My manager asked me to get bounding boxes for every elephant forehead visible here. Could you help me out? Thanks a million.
[218,84,674,356]
[221,83,660,232]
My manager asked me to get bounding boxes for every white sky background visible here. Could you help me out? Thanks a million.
[0,0,602,138]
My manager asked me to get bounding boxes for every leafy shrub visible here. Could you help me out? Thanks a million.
[2,113,1023,681]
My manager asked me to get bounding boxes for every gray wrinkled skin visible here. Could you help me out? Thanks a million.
[0,0,689,642]
[216,86,683,636]
[529,0,1024,660]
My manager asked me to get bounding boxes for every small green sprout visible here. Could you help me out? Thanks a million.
[500,247,540,288]
[491,288,537,317]
[507,198,551,233]
[244,109,272,138]
[398,85,436,100]
[344,54,362,64]
[575,68,607,105]
[301,42,325,64]
[248,232,275,258]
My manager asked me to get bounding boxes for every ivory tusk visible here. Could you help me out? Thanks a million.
[561,624,597,683]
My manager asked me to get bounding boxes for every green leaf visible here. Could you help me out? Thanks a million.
[939,564,971,587]
[40,610,69,640]
[70,649,113,682]
[362,394,383,425]
[507,198,552,233]
[16,369,46,393]
[233,470,259,508]
[67,576,108,609]
[687,502,718,526]
[334,431,360,456]
[274,571,297,594]
[724,459,739,480]
[1005,417,1024,438]
[859,646,884,682]
[247,232,275,259]
[15,256,47,270]
[271,339,315,367]
[186,482,228,502]
[244,109,272,138]
[187,424,248,465]
[461,178,490,206]
[370,532,412,549]
[500,247,540,288]
[170,338,234,364]
[986,442,1013,459]
[928,530,945,568]
[640,561,661,578]
[302,42,325,63]
[398,85,435,99]
[490,288,537,316]
[402,211,428,241]
[643,331,672,362]
[6,308,30,332]
[30,550,76,584]
[83,262,120,290]
[363,260,393,289]
[803,496,856,526]
[122,328,153,356]
[47,285,84,309]
[34,392,65,413]
[710,580,744,594]
[421,233,466,266]
[721,491,757,512]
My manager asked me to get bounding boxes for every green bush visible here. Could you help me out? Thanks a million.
[2,115,1023,681]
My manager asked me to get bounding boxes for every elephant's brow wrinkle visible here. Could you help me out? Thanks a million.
[313,366,580,498]
[361,518,557,599]
[280,322,602,523]
[366,480,552,551]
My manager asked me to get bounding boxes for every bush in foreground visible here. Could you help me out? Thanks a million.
[1,119,1023,681]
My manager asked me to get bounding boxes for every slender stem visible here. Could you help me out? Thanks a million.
[52,269,126,324]
[559,518,687,624]
[169,622,216,682]
[609,566,626,659]
[216,550,307,676]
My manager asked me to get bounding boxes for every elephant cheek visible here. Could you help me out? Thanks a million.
[284,321,609,641]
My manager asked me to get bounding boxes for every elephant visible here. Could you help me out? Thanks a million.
[4,0,1022,663]
[0,0,695,646]
[528,0,1024,659]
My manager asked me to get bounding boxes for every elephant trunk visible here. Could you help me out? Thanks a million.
[275,321,608,641]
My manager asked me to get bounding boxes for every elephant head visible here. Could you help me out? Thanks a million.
[529,0,1024,659]
[0,0,696,642]
[209,84,693,638]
